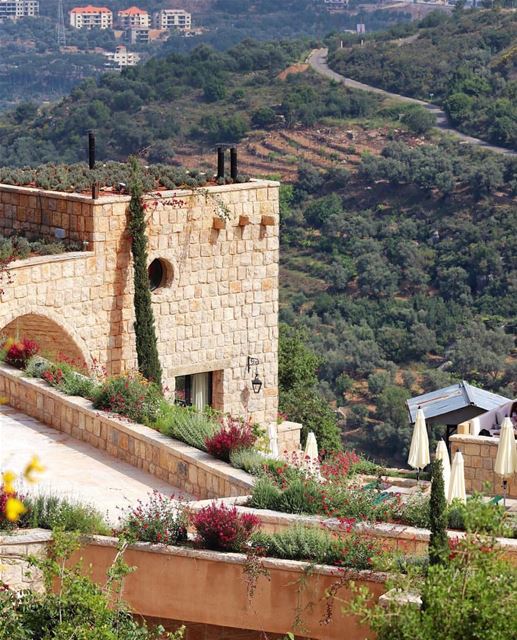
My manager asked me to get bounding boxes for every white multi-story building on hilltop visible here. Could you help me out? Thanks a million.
[117,6,150,28]
[0,0,39,21]
[70,5,113,29]
[154,9,191,31]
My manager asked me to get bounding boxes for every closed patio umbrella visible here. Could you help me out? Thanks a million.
[435,439,451,502]
[304,431,319,464]
[408,408,430,480]
[448,451,466,505]
[494,417,517,506]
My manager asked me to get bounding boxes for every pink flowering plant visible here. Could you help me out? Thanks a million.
[205,415,257,462]
[192,502,260,552]
[120,491,189,545]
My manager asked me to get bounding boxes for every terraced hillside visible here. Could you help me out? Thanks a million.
[173,124,423,182]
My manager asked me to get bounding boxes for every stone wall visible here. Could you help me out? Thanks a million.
[0,529,51,592]
[450,433,517,499]
[0,364,254,499]
[0,186,94,243]
[0,180,280,427]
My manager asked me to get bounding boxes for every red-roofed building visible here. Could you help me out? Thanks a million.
[70,5,113,29]
[117,6,149,28]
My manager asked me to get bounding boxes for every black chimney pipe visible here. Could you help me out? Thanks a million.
[230,147,238,181]
[88,131,96,170]
[217,146,225,180]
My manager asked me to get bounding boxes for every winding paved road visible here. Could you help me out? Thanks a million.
[308,48,516,157]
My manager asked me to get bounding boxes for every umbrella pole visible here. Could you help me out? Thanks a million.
[503,479,508,508]
[417,469,420,484]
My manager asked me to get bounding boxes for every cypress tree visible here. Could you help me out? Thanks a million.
[429,458,448,566]
[128,157,162,386]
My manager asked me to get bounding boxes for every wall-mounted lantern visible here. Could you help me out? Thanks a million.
[247,356,263,394]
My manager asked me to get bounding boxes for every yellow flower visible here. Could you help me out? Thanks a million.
[2,470,16,495]
[5,497,26,522]
[24,455,45,483]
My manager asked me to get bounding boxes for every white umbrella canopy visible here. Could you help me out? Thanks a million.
[304,431,319,463]
[494,417,517,505]
[435,439,451,501]
[494,417,517,479]
[448,451,466,505]
[408,409,430,472]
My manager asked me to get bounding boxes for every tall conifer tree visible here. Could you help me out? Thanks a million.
[429,458,448,566]
[128,158,162,385]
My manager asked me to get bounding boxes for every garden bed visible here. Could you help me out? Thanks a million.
[186,496,517,566]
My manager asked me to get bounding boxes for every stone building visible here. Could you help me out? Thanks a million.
[0,179,280,427]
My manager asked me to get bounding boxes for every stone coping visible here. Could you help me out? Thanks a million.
[0,179,280,205]
[0,528,53,545]
[6,251,93,270]
[450,433,501,445]
[0,363,255,495]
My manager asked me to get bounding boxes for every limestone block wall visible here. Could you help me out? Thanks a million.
[450,434,517,499]
[0,529,51,592]
[0,180,280,427]
[0,364,254,499]
[0,185,95,244]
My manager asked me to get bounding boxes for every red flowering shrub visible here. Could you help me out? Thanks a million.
[192,502,260,552]
[4,338,39,369]
[93,372,162,423]
[205,416,256,462]
[320,450,361,482]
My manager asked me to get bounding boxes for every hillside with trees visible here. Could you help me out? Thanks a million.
[328,8,517,150]
[0,40,389,166]
[280,140,516,463]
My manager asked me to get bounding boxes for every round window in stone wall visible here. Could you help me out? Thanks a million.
[148,258,172,291]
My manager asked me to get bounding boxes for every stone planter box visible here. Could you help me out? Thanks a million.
[0,364,254,499]
[188,497,517,566]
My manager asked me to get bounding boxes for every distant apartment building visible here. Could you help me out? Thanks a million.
[0,0,39,21]
[154,9,191,31]
[70,5,113,29]
[117,6,149,28]
[104,45,141,69]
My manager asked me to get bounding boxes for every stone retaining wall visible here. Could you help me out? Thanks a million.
[0,529,51,592]
[0,364,254,499]
[450,433,517,499]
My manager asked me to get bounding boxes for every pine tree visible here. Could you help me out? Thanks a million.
[128,157,162,385]
[429,458,448,566]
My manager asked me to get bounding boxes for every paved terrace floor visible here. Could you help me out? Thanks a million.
[0,405,192,526]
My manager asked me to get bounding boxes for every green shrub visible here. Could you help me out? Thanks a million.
[229,448,270,475]
[447,494,512,537]
[252,524,377,569]
[19,494,110,535]
[154,400,219,451]
[93,372,162,424]
[249,476,282,510]
[24,355,52,378]
[277,477,323,516]
[397,492,431,529]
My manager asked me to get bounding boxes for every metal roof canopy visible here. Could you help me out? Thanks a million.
[406,381,510,426]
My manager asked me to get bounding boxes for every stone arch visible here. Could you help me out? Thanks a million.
[0,312,91,371]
